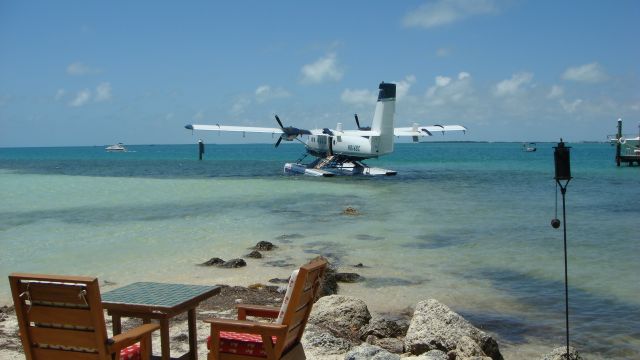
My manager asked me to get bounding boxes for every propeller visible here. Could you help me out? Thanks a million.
[354,114,371,131]
[274,115,311,148]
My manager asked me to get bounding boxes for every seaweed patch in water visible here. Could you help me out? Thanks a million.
[363,277,426,288]
[354,234,385,241]
[402,233,468,249]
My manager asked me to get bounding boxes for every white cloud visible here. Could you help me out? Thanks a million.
[341,88,377,106]
[560,98,583,113]
[255,85,291,103]
[69,89,91,107]
[55,89,66,101]
[395,75,417,100]
[562,62,608,83]
[193,111,205,121]
[230,97,251,116]
[426,71,474,104]
[494,72,533,97]
[66,62,100,76]
[341,75,416,105]
[300,53,343,84]
[547,85,564,99]
[403,0,498,28]
[436,47,452,57]
[95,82,112,102]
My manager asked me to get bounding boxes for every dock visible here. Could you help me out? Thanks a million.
[611,119,640,166]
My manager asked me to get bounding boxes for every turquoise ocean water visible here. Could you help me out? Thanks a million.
[0,142,638,359]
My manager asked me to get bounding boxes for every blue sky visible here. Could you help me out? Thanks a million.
[1,0,638,147]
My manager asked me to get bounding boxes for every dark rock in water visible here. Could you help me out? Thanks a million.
[221,258,246,268]
[201,257,225,266]
[246,250,263,259]
[268,278,290,284]
[540,346,583,360]
[353,263,364,268]
[335,272,364,283]
[318,263,338,296]
[254,241,276,251]
[342,207,360,216]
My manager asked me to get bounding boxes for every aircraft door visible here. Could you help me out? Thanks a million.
[328,136,333,155]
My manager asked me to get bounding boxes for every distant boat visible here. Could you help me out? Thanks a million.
[105,143,127,152]
[522,142,537,152]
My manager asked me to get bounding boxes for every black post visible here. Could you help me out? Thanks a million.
[198,139,205,160]
[616,119,622,166]
[553,139,572,358]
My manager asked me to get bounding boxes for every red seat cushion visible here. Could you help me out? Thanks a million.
[207,332,278,357]
[120,343,141,360]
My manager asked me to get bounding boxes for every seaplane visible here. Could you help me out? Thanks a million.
[185,82,467,176]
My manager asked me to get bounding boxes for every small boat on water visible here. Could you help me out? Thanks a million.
[105,143,127,152]
[522,142,537,152]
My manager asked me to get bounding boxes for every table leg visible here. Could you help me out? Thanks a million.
[188,308,198,360]
[160,318,170,360]
[142,318,153,356]
[112,314,122,335]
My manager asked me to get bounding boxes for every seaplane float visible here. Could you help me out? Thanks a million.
[185,82,467,176]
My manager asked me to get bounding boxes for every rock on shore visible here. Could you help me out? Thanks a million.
[309,295,371,340]
[404,299,503,360]
[539,346,583,360]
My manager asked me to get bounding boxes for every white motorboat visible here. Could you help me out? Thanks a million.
[105,143,127,152]
[522,142,537,152]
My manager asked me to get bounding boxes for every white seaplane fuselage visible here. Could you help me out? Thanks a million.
[185,82,466,176]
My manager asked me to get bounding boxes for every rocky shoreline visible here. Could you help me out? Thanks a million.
[0,242,584,360]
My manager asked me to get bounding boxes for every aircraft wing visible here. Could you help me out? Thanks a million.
[394,124,467,137]
[186,123,327,136]
[186,124,284,134]
[331,129,381,137]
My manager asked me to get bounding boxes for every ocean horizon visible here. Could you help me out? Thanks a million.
[1,142,638,359]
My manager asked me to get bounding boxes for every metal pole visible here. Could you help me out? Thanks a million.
[560,184,570,358]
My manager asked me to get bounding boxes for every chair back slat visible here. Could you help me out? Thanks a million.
[32,348,101,360]
[18,282,90,305]
[28,305,95,328]
[9,274,110,360]
[280,259,327,349]
[30,327,99,350]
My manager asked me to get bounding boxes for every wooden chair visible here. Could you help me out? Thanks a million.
[9,273,160,360]
[204,259,328,360]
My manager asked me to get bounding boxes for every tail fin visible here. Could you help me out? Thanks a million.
[370,82,396,155]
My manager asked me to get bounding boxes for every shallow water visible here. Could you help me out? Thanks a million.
[1,142,638,359]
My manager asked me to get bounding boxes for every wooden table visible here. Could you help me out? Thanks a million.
[102,282,221,360]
